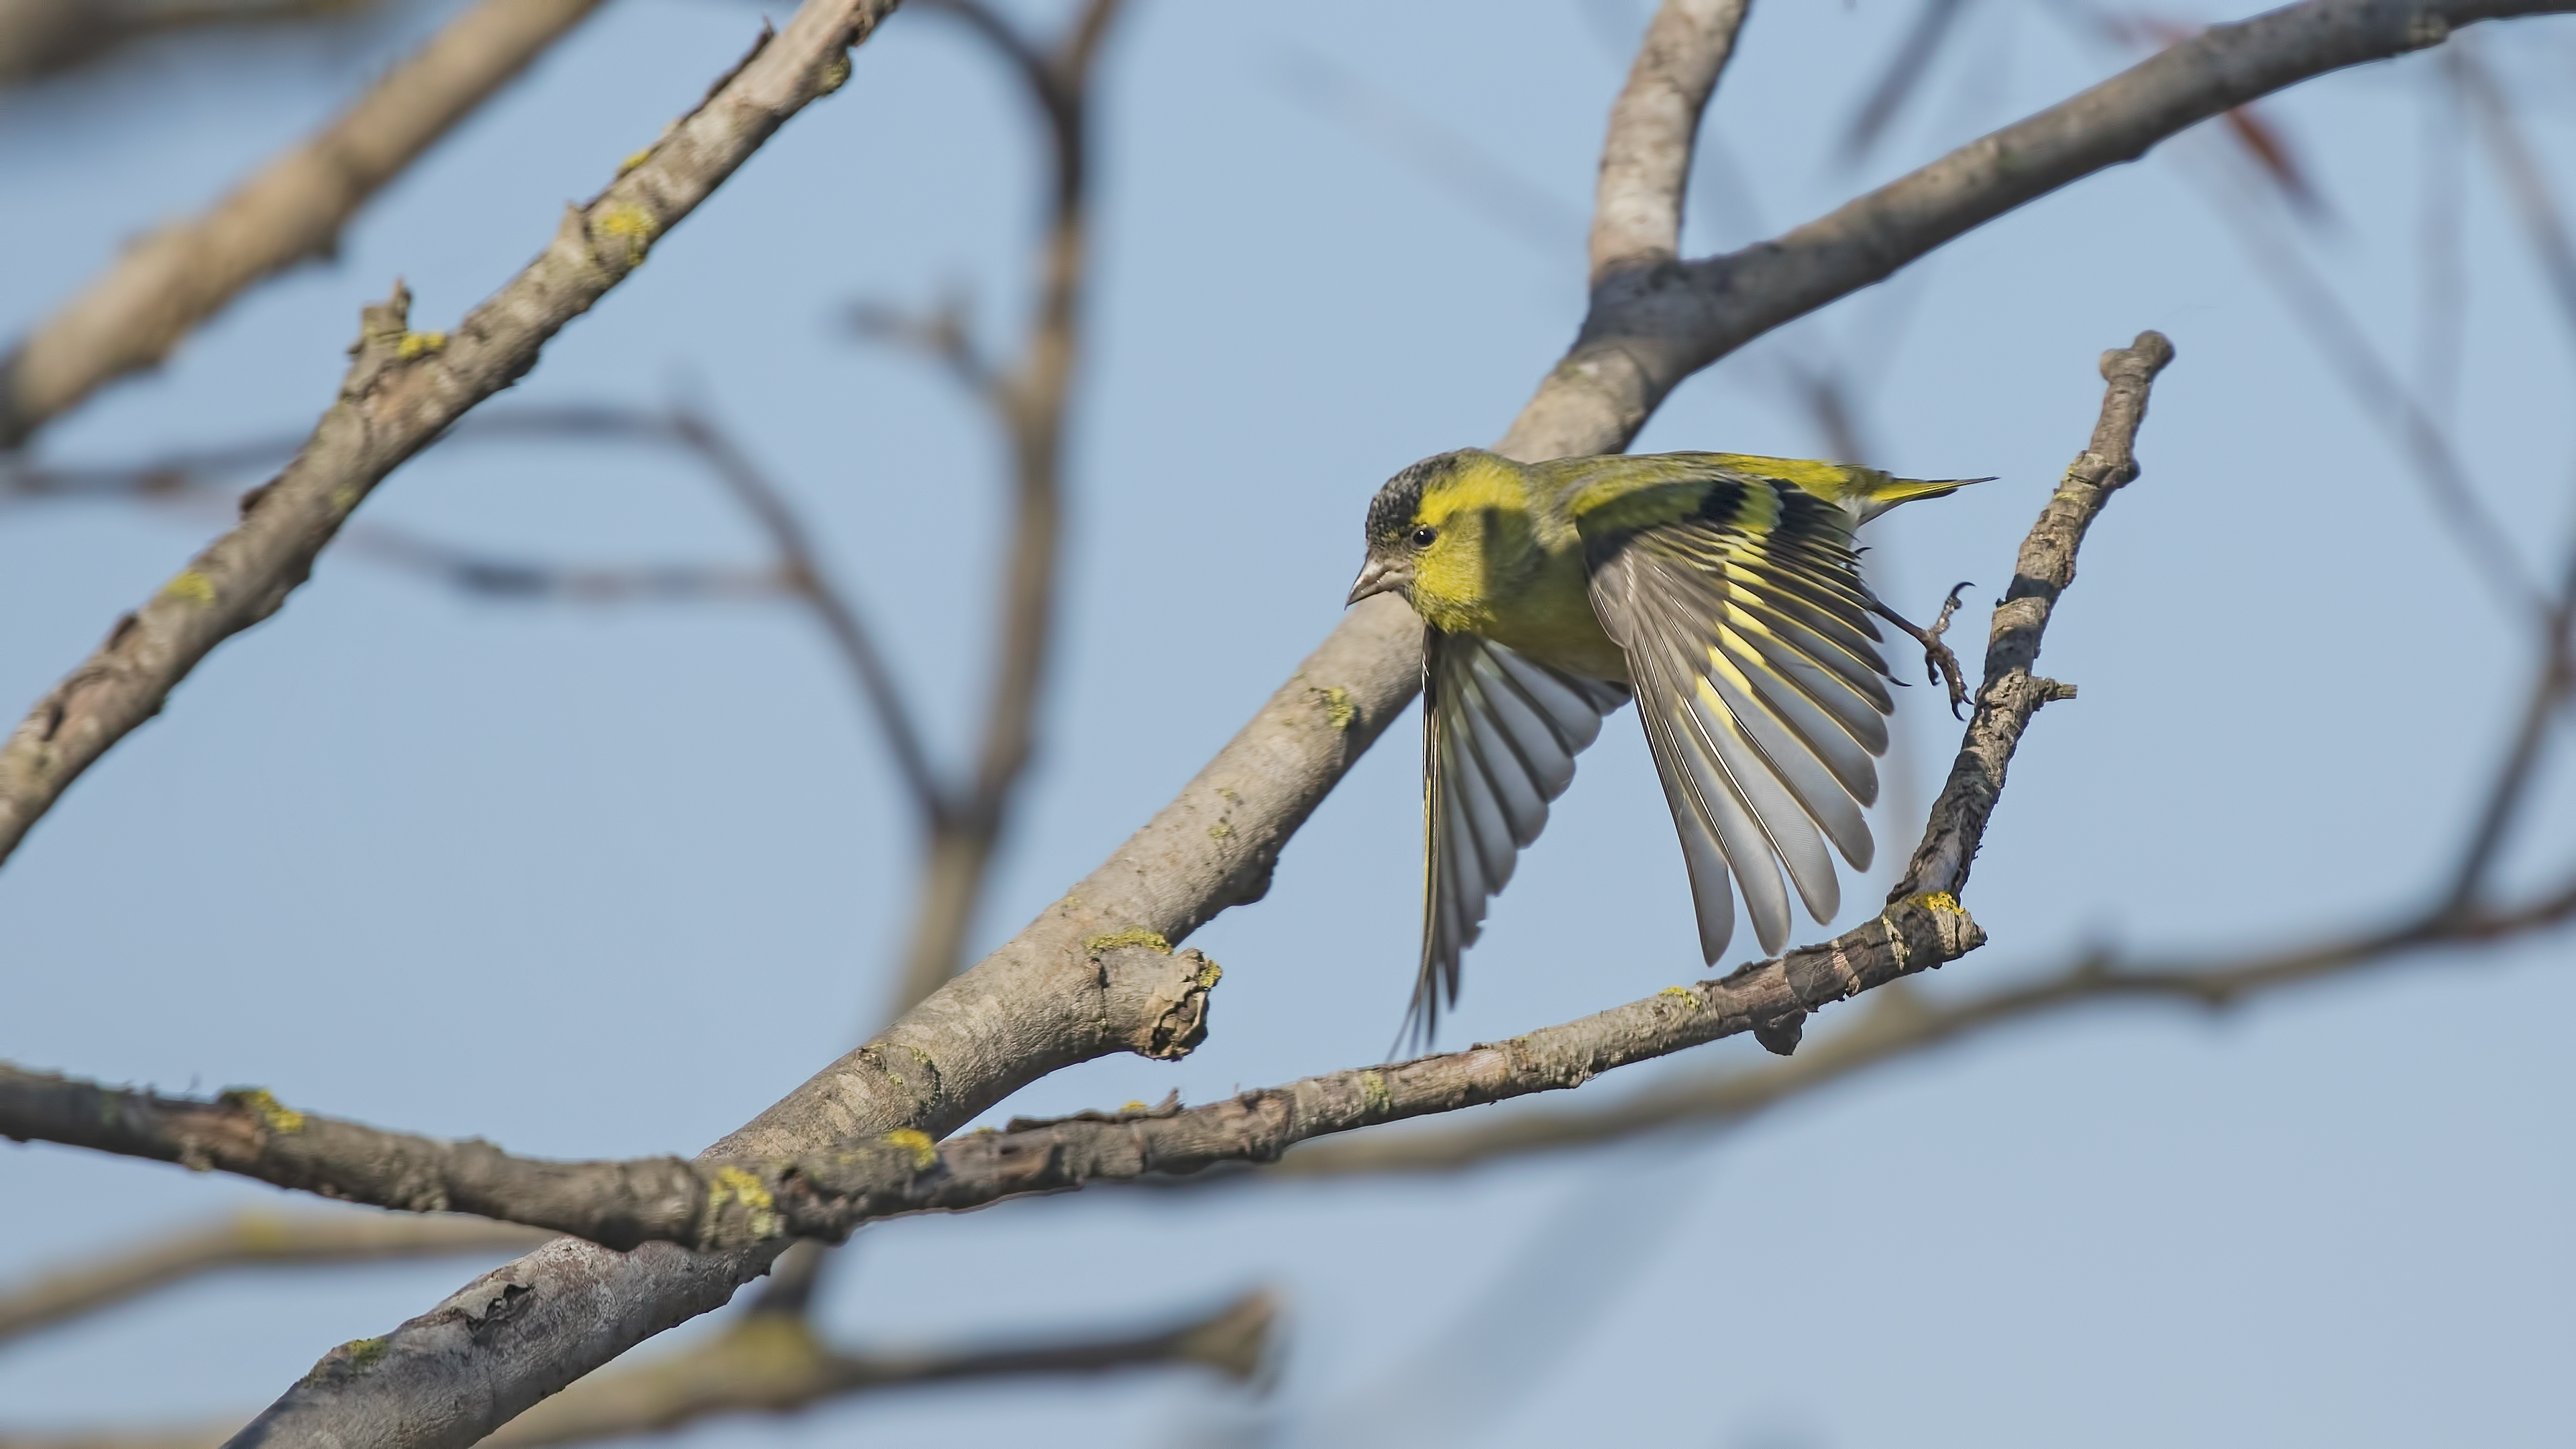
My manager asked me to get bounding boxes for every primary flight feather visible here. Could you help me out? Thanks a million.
[1347,448,1986,1044]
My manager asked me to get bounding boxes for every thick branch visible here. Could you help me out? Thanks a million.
[0,0,611,447]
[18,340,2161,1326]
[0,1212,547,1346]
[1501,0,2568,462]
[211,0,2510,1428]
[1590,0,1751,279]
[0,1,903,869]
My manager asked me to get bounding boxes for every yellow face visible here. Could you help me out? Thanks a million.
[1350,451,1538,637]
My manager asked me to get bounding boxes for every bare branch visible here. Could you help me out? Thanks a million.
[0,0,611,447]
[0,1211,547,1347]
[1501,0,2572,463]
[1892,333,2169,900]
[885,0,1126,1016]
[204,1,2572,1434]
[2447,40,2576,346]
[1590,0,1751,280]
[665,406,947,826]
[6,336,2163,1269]
[0,1291,1273,1449]
[0,0,387,87]
[1840,0,1972,163]
[0,1,905,869]
[2188,151,2540,613]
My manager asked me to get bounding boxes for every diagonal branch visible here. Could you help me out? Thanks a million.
[1501,0,2573,463]
[0,1,906,870]
[881,0,1126,1016]
[0,0,613,448]
[205,2,2567,1438]
[0,334,2169,1257]
[1590,0,1752,280]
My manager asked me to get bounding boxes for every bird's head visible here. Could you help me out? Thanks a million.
[1348,449,1528,624]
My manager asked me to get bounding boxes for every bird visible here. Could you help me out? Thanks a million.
[1346,447,1987,1046]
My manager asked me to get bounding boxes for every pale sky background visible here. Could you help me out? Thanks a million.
[3,2,2575,1445]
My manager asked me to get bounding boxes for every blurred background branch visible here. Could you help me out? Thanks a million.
[0,0,613,447]
[0,0,397,88]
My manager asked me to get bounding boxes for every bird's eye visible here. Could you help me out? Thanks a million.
[1409,526,1438,548]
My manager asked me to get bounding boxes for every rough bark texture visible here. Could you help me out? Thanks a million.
[182,2,2559,1441]
[14,341,2165,1421]
[1892,333,2173,900]
[1499,0,2568,464]
[0,0,901,867]
[1589,0,1750,279]
[0,0,612,446]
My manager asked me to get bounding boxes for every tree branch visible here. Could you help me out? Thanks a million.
[883,0,1126,1016]
[0,0,612,447]
[197,0,2563,1436]
[0,1211,548,1347]
[1500,0,2571,463]
[1589,0,1750,280]
[0,1291,1273,1449]
[2,336,2167,1277]
[0,0,905,869]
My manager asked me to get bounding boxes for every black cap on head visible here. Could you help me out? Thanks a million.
[1366,450,1470,545]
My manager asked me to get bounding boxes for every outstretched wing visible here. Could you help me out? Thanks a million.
[1582,474,1895,965]
[1411,629,1629,1047]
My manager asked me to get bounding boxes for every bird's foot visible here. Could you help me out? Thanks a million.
[1872,582,1974,718]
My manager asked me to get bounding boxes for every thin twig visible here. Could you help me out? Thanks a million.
[0,1211,547,1346]
[880,0,1124,1016]
[0,1291,1275,1449]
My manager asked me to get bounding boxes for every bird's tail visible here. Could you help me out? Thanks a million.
[1851,471,1996,523]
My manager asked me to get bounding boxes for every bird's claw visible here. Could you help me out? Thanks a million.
[1923,581,1974,719]
[1872,582,1975,719]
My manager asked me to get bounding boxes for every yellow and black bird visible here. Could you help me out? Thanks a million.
[1346,448,1985,1042]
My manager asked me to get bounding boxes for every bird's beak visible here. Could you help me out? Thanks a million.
[1346,557,1405,606]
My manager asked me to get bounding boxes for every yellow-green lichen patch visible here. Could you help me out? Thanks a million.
[617,146,653,175]
[1918,891,1962,915]
[1312,686,1357,731]
[1193,957,1224,989]
[1658,985,1704,1012]
[394,330,447,361]
[347,1336,388,1369]
[591,203,660,262]
[707,1164,780,1240]
[162,570,217,607]
[1121,1100,1148,1113]
[1208,820,1234,841]
[1358,1070,1393,1114]
[883,1128,937,1169]
[1085,926,1172,955]
[816,51,853,95]
[221,1087,305,1134]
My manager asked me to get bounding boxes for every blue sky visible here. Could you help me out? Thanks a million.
[3,2,2574,1444]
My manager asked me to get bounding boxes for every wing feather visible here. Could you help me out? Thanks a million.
[1580,470,1898,964]
[1411,630,1628,1045]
